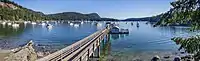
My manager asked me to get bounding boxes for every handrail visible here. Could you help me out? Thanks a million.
[37,28,108,61]
[64,28,108,61]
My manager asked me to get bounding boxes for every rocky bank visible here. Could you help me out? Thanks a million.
[4,40,37,61]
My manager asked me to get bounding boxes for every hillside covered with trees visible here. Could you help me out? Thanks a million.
[47,12,101,20]
[0,0,50,21]
[0,0,104,21]
[0,0,165,21]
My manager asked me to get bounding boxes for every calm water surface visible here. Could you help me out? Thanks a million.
[101,22,197,60]
[0,21,197,60]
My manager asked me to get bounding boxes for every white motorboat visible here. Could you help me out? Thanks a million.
[24,21,28,24]
[31,22,37,25]
[7,23,12,25]
[12,23,20,27]
[40,22,46,26]
[70,23,74,26]
[74,24,79,27]
[1,22,6,25]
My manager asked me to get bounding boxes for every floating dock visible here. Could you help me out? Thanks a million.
[109,25,129,34]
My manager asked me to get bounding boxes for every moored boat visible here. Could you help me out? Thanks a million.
[137,22,139,27]
[7,23,12,25]
[31,22,37,25]
[70,23,74,26]
[74,24,79,27]
[46,24,53,29]
[1,22,6,25]
[12,23,20,27]
[110,26,129,34]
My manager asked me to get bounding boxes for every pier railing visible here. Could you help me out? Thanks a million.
[37,27,110,61]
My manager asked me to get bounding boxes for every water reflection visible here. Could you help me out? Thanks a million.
[0,21,197,61]
[0,24,24,37]
[99,34,130,61]
[0,21,103,52]
[100,34,111,61]
[110,34,129,40]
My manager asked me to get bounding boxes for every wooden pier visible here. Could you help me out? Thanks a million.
[36,27,110,61]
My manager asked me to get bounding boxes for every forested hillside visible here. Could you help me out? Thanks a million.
[0,0,102,21]
[0,0,50,21]
[47,12,101,20]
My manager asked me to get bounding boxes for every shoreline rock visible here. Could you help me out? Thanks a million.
[5,40,37,61]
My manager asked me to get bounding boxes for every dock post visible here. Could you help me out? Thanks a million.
[97,46,100,58]
[91,44,95,58]
[87,49,90,60]
[106,34,110,42]
[79,56,82,61]
[102,39,105,45]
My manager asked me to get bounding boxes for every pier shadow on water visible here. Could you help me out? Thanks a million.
[110,34,129,40]
[99,34,111,61]
[99,34,129,61]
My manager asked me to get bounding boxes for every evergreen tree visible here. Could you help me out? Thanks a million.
[156,0,200,60]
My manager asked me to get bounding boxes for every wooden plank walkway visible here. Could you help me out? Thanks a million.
[37,27,110,61]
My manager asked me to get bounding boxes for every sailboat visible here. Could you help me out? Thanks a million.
[46,24,53,29]
[137,22,139,27]
[131,22,133,25]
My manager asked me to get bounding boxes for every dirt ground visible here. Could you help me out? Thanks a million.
[0,50,11,61]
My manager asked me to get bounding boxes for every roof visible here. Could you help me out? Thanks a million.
[112,26,120,29]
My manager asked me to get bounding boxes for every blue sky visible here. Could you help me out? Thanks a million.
[13,0,174,19]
